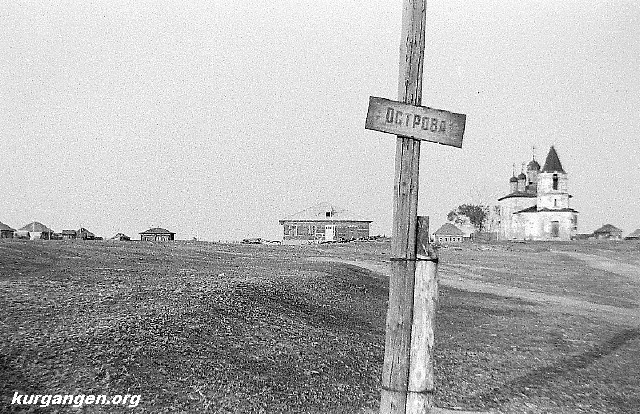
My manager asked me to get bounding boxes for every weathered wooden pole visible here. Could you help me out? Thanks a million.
[406,217,438,413]
[380,1,427,413]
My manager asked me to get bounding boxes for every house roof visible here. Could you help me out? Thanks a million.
[0,221,15,231]
[19,221,53,233]
[539,207,578,213]
[279,202,372,223]
[541,146,565,173]
[625,229,640,239]
[61,230,77,235]
[139,227,175,235]
[593,224,622,234]
[513,206,579,214]
[498,191,537,201]
[434,223,464,236]
[513,206,538,214]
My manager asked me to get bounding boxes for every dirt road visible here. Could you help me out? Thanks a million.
[309,256,640,328]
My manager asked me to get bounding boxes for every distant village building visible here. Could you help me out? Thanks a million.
[625,229,640,240]
[77,228,96,240]
[279,202,372,242]
[18,222,54,240]
[433,223,464,243]
[111,233,131,241]
[61,230,77,240]
[450,219,475,239]
[14,231,30,239]
[0,222,16,239]
[140,227,175,241]
[498,146,578,241]
[592,224,623,240]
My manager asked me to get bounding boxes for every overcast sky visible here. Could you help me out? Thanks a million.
[1,1,638,241]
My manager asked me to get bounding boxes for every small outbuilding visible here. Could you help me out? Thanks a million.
[592,224,623,240]
[0,222,16,239]
[624,229,640,240]
[19,222,54,240]
[433,223,464,243]
[140,227,175,241]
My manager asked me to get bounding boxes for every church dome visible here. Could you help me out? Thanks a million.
[517,172,526,180]
[509,176,518,182]
[527,160,541,170]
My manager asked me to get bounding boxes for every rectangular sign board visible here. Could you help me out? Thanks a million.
[365,96,466,148]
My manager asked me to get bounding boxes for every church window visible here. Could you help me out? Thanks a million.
[552,174,559,190]
[554,199,557,207]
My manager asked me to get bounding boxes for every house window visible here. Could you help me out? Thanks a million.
[552,174,558,190]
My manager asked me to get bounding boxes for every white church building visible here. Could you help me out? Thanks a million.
[498,146,578,241]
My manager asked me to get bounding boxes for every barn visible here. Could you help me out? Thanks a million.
[279,202,372,242]
[0,222,16,239]
[140,228,175,241]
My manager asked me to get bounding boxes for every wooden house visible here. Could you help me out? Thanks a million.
[139,227,175,241]
[61,230,77,240]
[77,228,96,240]
[0,222,15,239]
[18,222,54,240]
[433,223,464,243]
[592,224,623,240]
[279,202,372,242]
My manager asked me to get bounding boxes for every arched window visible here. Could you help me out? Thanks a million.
[552,174,559,190]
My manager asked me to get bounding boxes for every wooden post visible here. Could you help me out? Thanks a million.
[406,217,438,414]
[380,1,427,413]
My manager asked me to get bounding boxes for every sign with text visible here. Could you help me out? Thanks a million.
[365,96,466,148]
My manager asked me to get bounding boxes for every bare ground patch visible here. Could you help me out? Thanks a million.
[2,240,640,413]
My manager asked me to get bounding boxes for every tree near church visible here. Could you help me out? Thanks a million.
[447,204,490,233]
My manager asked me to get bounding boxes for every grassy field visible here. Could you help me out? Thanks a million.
[1,239,639,413]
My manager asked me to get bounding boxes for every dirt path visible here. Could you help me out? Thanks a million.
[552,250,640,281]
[309,257,640,328]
